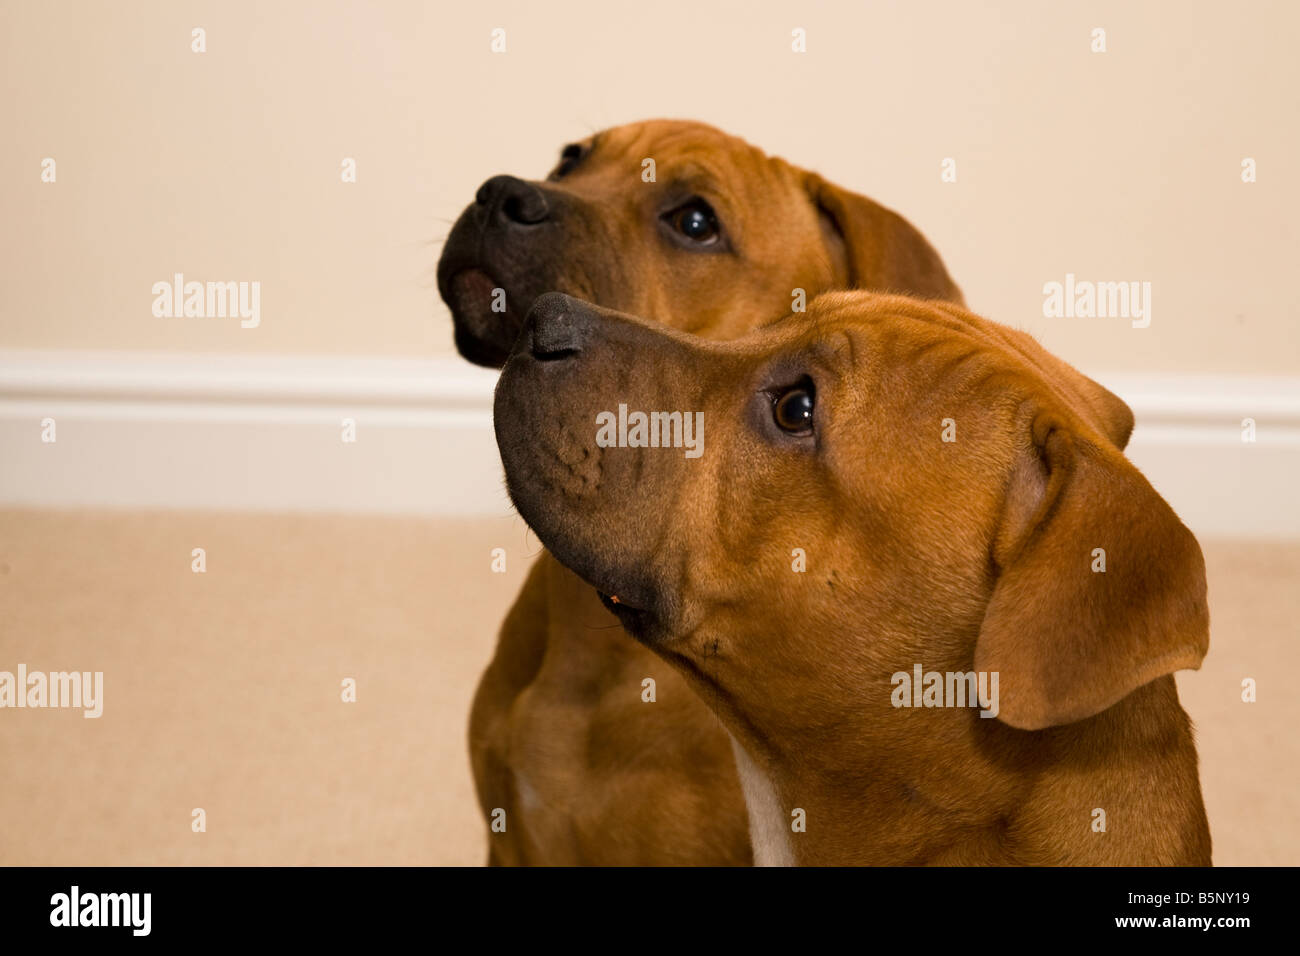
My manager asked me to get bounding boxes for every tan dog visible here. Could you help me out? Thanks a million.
[495,291,1211,866]
[437,120,963,864]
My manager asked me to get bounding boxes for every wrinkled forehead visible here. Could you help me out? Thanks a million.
[754,294,1039,389]
[584,121,794,191]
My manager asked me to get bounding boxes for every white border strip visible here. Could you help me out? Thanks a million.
[0,350,499,408]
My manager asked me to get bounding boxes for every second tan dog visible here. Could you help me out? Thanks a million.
[495,291,1210,866]
[437,119,962,864]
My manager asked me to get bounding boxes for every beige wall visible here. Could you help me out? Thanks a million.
[2,0,1296,374]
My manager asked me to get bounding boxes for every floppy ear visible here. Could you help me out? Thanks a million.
[918,300,1135,450]
[1047,367,1134,451]
[996,322,1135,450]
[805,172,964,305]
[975,410,1209,730]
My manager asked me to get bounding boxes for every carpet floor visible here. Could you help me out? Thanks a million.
[0,509,1295,865]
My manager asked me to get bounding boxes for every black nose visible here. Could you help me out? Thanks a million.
[476,174,550,226]
[526,293,590,360]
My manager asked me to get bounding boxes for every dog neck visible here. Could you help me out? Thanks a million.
[725,676,1210,866]
[727,734,796,867]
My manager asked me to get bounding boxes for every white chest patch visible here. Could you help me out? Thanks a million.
[728,734,796,867]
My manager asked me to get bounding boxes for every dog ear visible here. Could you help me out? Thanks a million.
[974,410,1209,730]
[1046,367,1134,451]
[805,172,964,305]
[918,301,1136,450]
[996,324,1135,450]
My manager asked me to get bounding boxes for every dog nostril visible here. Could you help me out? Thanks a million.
[502,191,548,225]
[475,176,550,226]
[528,300,586,361]
[530,326,583,361]
[531,344,580,362]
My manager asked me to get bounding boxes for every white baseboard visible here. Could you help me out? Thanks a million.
[0,351,509,518]
[2,350,1298,537]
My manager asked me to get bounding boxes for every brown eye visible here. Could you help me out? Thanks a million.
[667,199,720,243]
[773,386,815,434]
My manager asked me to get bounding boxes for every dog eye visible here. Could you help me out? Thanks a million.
[665,199,721,244]
[772,384,815,434]
[549,144,585,181]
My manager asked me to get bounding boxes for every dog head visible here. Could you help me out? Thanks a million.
[495,292,1205,773]
[437,119,962,366]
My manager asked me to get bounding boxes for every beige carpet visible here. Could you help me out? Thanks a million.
[0,509,1295,865]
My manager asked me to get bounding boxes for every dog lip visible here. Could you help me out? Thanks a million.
[598,590,640,614]
[448,266,500,303]
[434,218,486,295]
[454,325,515,368]
[438,251,501,313]
[435,214,513,309]
[441,262,530,367]
[596,589,660,640]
